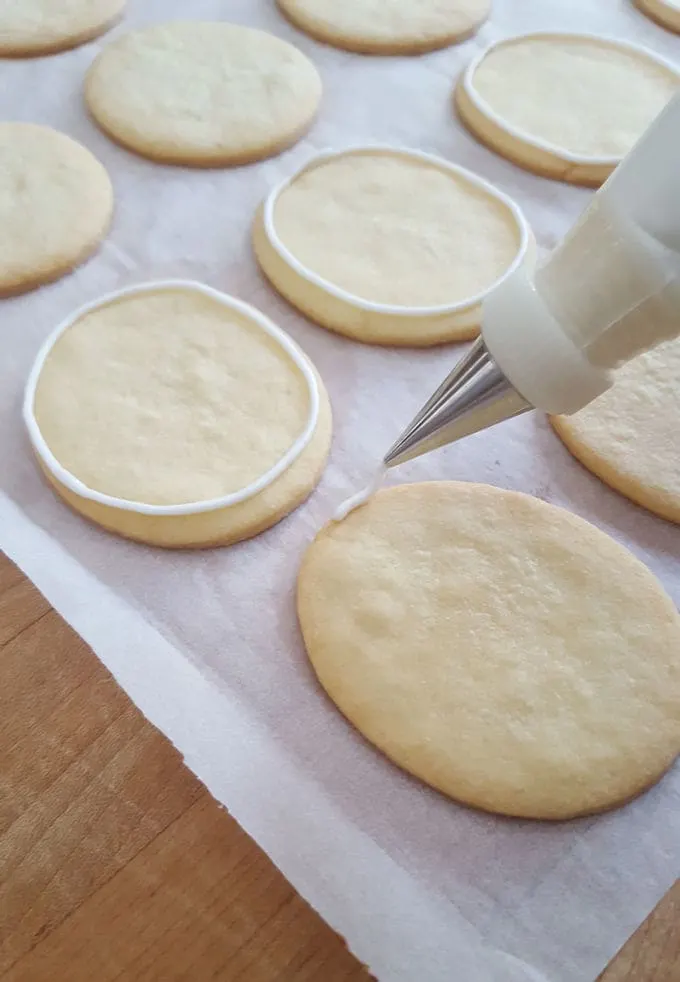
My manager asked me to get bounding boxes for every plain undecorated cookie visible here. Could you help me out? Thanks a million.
[635,0,680,34]
[277,0,489,54]
[0,0,125,56]
[456,33,679,186]
[552,339,680,524]
[298,482,680,820]
[254,148,531,345]
[85,21,322,166]
[26,283,332,548]
[0,123,113,296]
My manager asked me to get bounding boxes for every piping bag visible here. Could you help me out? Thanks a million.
[385,92,680,468]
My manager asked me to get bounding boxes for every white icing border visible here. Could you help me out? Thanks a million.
[262,145,531,317]
[332,466,386,522]
[23,280,320,517]
[461,31,680,166]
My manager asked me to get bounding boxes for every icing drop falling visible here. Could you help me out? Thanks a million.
[332,465,386,522]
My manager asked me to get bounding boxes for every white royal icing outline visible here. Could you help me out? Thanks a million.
[24,280,320,517]
[332,466,387,522]
[461,31,680,166]
[262,145,532,317]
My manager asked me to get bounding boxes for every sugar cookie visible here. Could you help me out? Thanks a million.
[85,21,322,166]
[0,0,124,56]
[456,33,679,186]
[298,483,680,820]
[635,0,680,34]
[254,147,532,346]
[25,282,332,548]
[277,0,489,55]
[0,123,112,297]
[552,339,680,524]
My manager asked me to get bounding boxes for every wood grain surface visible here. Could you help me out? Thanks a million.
[0,551,678,982]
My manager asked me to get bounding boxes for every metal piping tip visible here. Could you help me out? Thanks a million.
[384,336,532,468]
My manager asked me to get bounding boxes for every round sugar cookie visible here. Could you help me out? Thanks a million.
[635,0,680,34]
[552,339,680,524]
[297,483,680,820]
[277,0,489,55]
[0,0,125,56]
[24,282,332,548]
[455,33,680,186]
[254,148,532,346]
[85,21,322,166]
[0,123,113,297]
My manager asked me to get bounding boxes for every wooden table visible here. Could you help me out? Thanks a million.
[1,553,678,982]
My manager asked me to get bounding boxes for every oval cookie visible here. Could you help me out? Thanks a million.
[25,282,332,548]
[0,0,124,56]
[298,482,680,819]
[277,0,489,54]
[254,147,532,346]
[455,33,679,186]
[0,123,113,297]
[85,21,322,166]
[552,338,680,524]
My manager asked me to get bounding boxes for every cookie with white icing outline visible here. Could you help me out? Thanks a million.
[254,147,533,346]
[25,282,332,548]
[455,33,679,186]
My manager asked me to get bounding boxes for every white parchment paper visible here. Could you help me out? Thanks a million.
[1,2,679,979]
